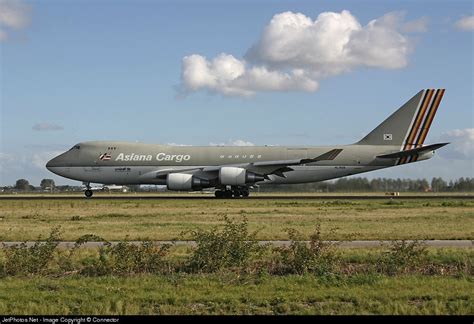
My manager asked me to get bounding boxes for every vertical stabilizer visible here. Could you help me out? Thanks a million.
[357,89,445,150]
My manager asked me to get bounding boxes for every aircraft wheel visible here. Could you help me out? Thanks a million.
[224,190,233,199]
[232,191,242,198]
[242,191,249,198]
[215,190,224,198]
[84,190,93,198]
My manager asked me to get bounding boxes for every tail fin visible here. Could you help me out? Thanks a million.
[357,89,445,148]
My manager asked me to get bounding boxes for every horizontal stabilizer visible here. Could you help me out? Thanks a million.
[377,143,449,159]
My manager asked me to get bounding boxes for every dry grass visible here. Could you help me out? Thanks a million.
[0,198,472,241]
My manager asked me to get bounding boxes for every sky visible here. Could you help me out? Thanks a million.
[0,0,473,186]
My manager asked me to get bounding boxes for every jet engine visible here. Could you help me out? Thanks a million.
[167,173,210,191]
[219,167,265,185]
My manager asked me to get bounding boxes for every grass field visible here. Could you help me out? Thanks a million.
[1,275,472,315]
[0,195,472,315]
[0,197,472,241]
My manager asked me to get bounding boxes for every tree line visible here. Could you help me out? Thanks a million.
[257,177,474,192]
[2,177,474,193]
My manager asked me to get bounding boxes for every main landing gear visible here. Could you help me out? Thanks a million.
[214,186,250,199]
[84,182,93,198]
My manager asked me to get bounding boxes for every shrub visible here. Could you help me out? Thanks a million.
[57,234,108,274]
[186,215,264,273]
[2,227,61,276]
[108,240,171,275]
[378,240,428,275]
[274,224,337,275]
[75,237,171,276]
[78,244,113,276]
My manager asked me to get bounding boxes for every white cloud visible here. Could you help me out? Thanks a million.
[1,150,62,170]
[401,16,429,33]
[166,143,192,146]
[31,151,63,169]
[1,150,66,186]
[209,139,255,146]
[1,150,62,171]
[0,0,31,42]
[166,140,255,146]
[32,122,64,131]
[229,140,255,146]
[438,128,474,160]
[0,152,16,165]
[0,152,20,185]
[247,10,412,73]
[0,28,7,41]
[181,54,318,96]
[180,10,420,96]
[455,16,474,31]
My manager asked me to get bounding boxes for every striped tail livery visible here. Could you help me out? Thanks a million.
[397,89,445,164]
[357,88,448,165]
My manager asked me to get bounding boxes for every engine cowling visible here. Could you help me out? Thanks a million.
[219,167,265,185]
[167,173,210,191]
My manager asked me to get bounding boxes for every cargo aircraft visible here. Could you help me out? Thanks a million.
[46,89,448,198]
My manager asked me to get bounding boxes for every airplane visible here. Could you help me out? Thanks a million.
[46,89,448,198]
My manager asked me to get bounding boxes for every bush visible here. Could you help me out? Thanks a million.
[274,224,337,275]
[56,234,109,275]
[78,243,113,276]
[76,238,171,276]
[2,227,61,276]
[0,225,464,279]
[378,240,428,275]
[109,240,171,275]
[186,215,264,273]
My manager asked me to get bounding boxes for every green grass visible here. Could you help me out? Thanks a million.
[0,211,471,315]
[0,274,472,315]
[0,198,473,241]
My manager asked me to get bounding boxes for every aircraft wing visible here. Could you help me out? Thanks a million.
[146,148,343,180]
[377,143,449,159]
[202,148,343,178]
[252,148,343,167]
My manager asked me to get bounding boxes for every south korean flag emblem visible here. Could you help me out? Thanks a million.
[383,134,393,141]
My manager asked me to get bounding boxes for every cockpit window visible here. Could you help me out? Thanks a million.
[69,145,81,151]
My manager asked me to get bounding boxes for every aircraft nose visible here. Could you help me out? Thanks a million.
[46,155,61,171]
